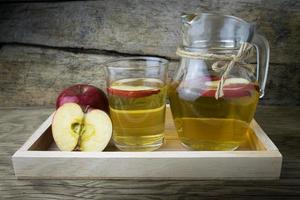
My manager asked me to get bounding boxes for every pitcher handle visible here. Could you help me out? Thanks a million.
[252,34,270,98]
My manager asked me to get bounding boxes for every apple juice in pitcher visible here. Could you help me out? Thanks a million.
[169,13,270,150]
[169,77,260,150]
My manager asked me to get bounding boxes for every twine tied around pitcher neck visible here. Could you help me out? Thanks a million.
[176,42,256,99]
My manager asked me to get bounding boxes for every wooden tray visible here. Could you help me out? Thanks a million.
[12,108,282,179]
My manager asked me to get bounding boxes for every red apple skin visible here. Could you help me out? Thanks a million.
[56,84,109,114]
[201,83,259,98]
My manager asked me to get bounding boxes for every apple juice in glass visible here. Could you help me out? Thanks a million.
[104,57,168,151]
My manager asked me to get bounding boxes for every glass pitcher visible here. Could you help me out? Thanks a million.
[168,13,270,151]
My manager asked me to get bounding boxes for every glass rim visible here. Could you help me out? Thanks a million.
[187,12,253,26]
[102,56,169,68]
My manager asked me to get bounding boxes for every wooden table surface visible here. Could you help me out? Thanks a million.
[1,105,299,199]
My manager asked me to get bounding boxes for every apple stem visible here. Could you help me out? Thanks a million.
[84,105,90,113]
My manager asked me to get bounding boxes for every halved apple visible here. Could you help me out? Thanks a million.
[107,85,160,98]
[52,103,112,152]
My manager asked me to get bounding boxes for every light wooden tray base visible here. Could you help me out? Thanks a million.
[12,108,282,179]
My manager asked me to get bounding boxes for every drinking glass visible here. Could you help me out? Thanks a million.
[104,57,168,151]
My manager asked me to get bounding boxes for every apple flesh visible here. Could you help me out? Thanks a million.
[52,103,112,152]
[201,78,258,98]
[56,84,109,113]
[107,85,160,98]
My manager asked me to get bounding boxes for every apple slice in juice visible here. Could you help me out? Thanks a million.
[201,78,259,98]
[107,78,161,98]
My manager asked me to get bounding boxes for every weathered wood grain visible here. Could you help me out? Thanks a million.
[1,179,300,200]
[0,45,111,107]
[0,45,298,107]
[0,106,300,199]
[254,106,300,159]
[0,45,172,107]
[0,0,299,106]
[0,0,299,64]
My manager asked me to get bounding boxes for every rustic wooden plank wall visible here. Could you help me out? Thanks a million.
[0,0,299,106]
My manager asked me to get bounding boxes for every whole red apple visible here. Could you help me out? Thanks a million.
[56,84,109,113]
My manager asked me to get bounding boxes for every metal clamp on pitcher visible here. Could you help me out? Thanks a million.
[169,13,270,150]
